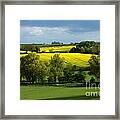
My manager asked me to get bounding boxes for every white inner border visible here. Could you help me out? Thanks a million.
[5,5,115,115]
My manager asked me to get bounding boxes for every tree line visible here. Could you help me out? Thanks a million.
[20,44,40,53]
[20,53,100,86]
[69,41,100,54]
[20,41,100,54]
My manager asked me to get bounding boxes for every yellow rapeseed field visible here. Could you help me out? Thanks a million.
[21,53,92,67]
[40,45,75,52]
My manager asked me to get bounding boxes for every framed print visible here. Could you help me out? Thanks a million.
[0,0,119,119]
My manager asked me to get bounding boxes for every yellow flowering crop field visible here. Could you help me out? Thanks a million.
[21,53,93,67]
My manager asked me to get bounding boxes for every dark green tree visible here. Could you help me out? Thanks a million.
[69,47,76,53]
[63,63,74,83]
[88,55,100,80]
[20,53,48,84]
[34,46,40,53]
[69,41,100,54]
[49,54,65,84]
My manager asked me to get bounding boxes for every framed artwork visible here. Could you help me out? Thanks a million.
[0,0,119,119]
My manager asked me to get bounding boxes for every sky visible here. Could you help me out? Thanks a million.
[20,20,100,44]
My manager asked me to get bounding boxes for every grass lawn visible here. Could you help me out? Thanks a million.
[20,86,100,100]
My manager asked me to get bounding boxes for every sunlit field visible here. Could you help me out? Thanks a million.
[21,53,93,67]
[40,45,75,52]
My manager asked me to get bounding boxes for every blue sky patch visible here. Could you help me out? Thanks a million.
[20,20,100,44]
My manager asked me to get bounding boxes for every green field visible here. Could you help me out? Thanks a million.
[20,86,100,100]
[21,53,93,67]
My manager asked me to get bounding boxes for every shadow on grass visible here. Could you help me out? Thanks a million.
[36,95,100,100]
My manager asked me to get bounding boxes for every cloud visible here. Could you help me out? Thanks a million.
[21,26,69,36]
[20,26,100,44]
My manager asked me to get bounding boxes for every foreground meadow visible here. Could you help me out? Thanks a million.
[20,86,100,100]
